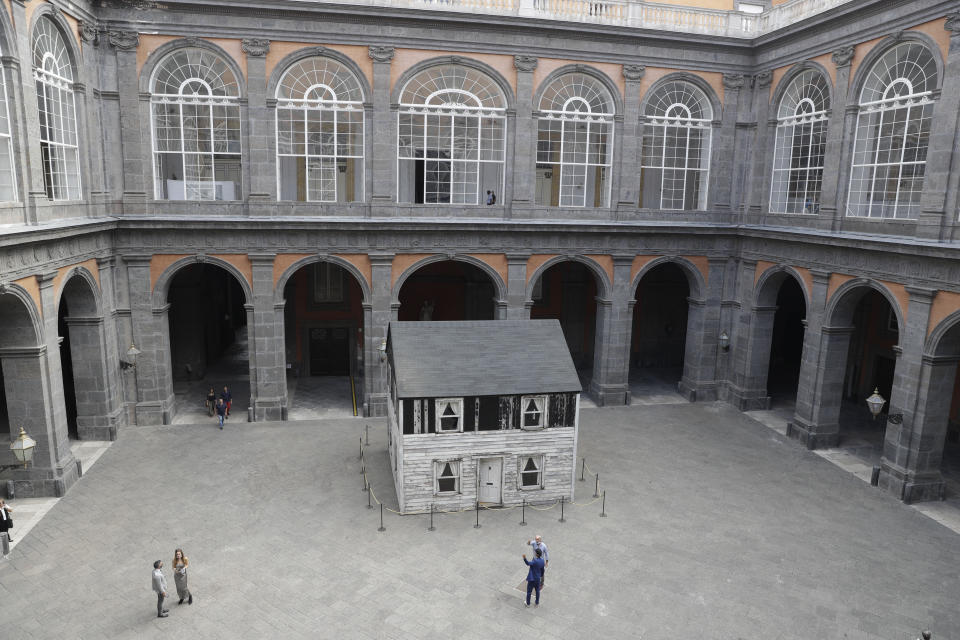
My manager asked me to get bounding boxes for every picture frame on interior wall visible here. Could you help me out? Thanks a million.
[887,308,898,334]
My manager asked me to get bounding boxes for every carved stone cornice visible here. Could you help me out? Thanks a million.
[755,70,772,88]
[368,46,395,63]
[514,55,538,73]
[103,0,158,9]
[722,73,745,90]
[80,21,100,46]
[946,12,960,37]
[832,46,855,68]
[108,30,139,51]
[622,64,645,82]
[241,38,270,57]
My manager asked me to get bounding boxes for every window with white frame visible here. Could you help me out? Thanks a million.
[434,460,460,494]
[640,81,713,211]
[276,56,364,202]
[535,72,614,207]
[521,395,547,429]
[150,47,242,201]
[518,455,544,489]
[397,64,505,205]
[770,70,830,214]
[33,17,81,201]
[847,42,937,220]
[0,47,17,202]
[435,398,463,433]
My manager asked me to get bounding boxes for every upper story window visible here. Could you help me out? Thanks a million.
[397,64,505,205]
[847,42,937,220]
[33,17,81,201]
[435,398,463,433]
[770,69,830,214]
[276,56,364,203]
[0,47,17,202]
[640,80,713,211]
[520,395,547,430]
[151,47,242,201]
[535,72,614,208]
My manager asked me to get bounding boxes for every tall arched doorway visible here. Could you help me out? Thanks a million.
[166,263,248,423]
[283,261,365,420]
[0,291,42,444]
[398,260,496,321]
[629,262,690,402]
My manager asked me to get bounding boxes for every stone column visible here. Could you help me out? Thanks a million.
[878,287,939,502]
[249,253,285,421]
[505,253,531,319]
[365,253,394,416]
[727,259,777,410]
[709,74,744,212]
[63,315,113,440]
[368,46,395,208]
[511,56,537,207]
[109,31,148,211]
[588,256,634,406]
[817,47,855,230]
[124,255,173,425]
[96,256,125,437]
[678,258,725,401]
[79,22,108,203]
[243,39,273,212]
[616,65,645,210]
[916,16,960,240]
[746,71,773,215]
[9,0,46,220]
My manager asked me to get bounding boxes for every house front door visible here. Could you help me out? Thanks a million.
[478,458,502,504]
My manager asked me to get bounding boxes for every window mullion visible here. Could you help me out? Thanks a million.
[893,103,912,218]
[303,106,310,202]
[179,102,187,200]
[866,108,885,218]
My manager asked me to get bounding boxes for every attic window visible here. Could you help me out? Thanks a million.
[435,460,460,494]
[436,398,463,433]
[521,395,547,429]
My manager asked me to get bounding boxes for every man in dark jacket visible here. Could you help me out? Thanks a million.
[522,548,545,607]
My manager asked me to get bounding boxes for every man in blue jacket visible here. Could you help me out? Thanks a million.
[522,548,545,607]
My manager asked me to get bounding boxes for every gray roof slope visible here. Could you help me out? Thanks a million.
[388,320,582,398]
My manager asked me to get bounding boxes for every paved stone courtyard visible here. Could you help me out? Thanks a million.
[2,402,960,639]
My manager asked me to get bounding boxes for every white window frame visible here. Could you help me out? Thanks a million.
[435,397,463,433]
[433,459,461,495]
[517,455,545,490]
[520,395,547,430]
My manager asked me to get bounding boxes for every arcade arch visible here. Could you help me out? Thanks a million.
[750,268,808,409]
[396,258,502,321]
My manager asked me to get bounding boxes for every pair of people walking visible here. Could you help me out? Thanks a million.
[522,534,549,607]
[206,385,232,428]
[151,548,194,618]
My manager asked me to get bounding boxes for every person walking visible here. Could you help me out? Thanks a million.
[152,560,169,618]
[215,397,227,430]
[205,387,216,417]
[173,548,193,605]
[0,498,12,545]
[220,385,232,418]
[522,548,545,607]
[527,535,548,587]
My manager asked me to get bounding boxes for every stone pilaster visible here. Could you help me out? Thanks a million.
[818,47,855,230]
[746,71,773,215]
[79,21,108,202]
[678,258,725,401]
[124,255,173,425]
[616,65,645,209]
[109,31,147,209]
[511,56,537,206]
[366,252,395,416]
[9,0,46,218]
[505,253,531,319]
[243,39,273,209]
[369,47,395,206]
[249,253,285,421]
[709,74,744,211]
[588,256,634,406]
[96,256,125,438]
[726,259,775,410]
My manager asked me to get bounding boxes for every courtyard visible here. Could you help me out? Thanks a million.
[1,402,959,639]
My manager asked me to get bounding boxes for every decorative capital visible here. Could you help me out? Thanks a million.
[622,64,646,82]
[368,46,395,63]
[831,45,855,68]
[755,70,772,88]
[722,73,745,90]
[108,30,139,51]
[80,21,100,45]
[945,12,960,36]
[241,38,270,57]
[514,55,538,73]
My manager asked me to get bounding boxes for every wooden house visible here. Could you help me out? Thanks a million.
[385,320,581,514]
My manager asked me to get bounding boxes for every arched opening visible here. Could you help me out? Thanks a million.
[766,277,806,409]
[0,291,42,446]
[530,261,597,381]
[167,263,248,423]
[629,263,689,401]
[57,298,78,440]
[398,261,496,321]
[917,320,960,498]
[283,262,365,419]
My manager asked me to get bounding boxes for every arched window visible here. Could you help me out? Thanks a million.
[640,80,713,211]
[0,46,17,202]
[535,72,614,208]
[397,64,505,205]
[847,42,937,219]
[33,17,81,201]
[770,70,830,214]
[150,47,242,200]
[276,56,364,202]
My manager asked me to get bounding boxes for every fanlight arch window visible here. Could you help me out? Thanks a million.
[0,45,17,202]
[150,47,242,201]
[847,42,938,219]
[397,64,505,205]
[276,56,365,203]
[33,17,81,201]
[770,70,830,214]
[535,73,614,208]
[640,81,713,211]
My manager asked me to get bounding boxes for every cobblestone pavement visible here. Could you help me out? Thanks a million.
[2,402,959,639]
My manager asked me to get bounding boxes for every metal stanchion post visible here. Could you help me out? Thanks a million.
[367,483,372,509]
[519,499,527,526]
[580,458,585,481]
[600,490,607,517]
[559,495,566,523]
[428,503,435,532]
[474,500,481,529]
[361,464,366,488]
[365,424,369,446]
[359,436,362,460]
[378,503,385,532]
[593,473,600,498]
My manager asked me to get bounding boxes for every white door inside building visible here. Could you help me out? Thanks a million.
[478,457,502,504]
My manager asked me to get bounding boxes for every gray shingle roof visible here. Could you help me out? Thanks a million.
[387,320,582,398]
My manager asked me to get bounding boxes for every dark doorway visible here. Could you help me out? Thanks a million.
[399,260,496,321]
[58,299,79,440]
[629,263,690,397]
[766,277,806,408]
[308,327,351,376]
[531,261,597,373]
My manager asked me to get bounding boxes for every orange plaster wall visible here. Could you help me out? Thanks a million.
[273,254,311,286]
[770,51,837,101]
[53,259,101,302]
[630,255,657,284]
[928,291,960,337]
[150,254,189,292]
[532,59,624,106]
[467,254,507,289]
[138,35,247,80]
[682,256,710,287]
[391,49,517,96]
[526,254,559,283]
[826,273,855,304]
[333,254,372,292]
[25,0,81,50]
[753,260,776,286]
[391,253,434,288]
[584,255,614,287]
[13,275,42,320]
[879,280,909,321]
[639,67,724,111]
[849,20,949,88]
[211,254,253,291]
[794,267,814,302]
[265,42,373,91]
